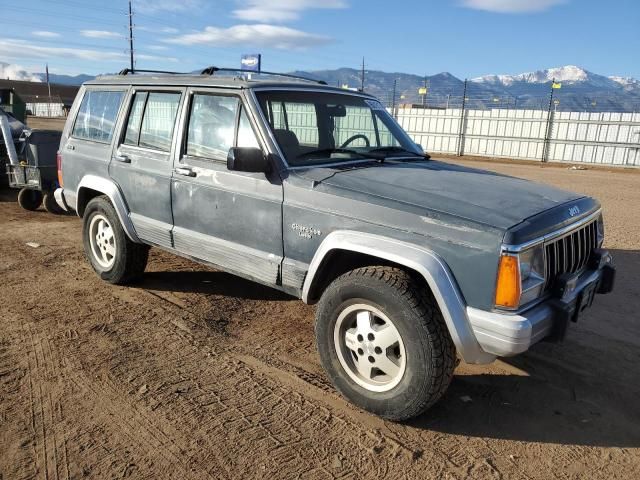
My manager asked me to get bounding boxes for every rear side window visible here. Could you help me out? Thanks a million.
[123,91,181,152]
[72,90,124,143]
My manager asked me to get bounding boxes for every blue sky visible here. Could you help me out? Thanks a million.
[1,0,638,79]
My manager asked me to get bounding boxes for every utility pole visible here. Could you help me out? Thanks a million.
[457,79,468,156]
[422,76,428,107]
[360,57,365,92]
[542,78,556,163]
[128,0,135,72]
[391,79,397,119]
[46,63,52,117]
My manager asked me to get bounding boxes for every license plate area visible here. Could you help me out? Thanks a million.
[572,280,598,322]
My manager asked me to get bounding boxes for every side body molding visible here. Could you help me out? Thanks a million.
[302,231,495,364]
[76,175,141,243]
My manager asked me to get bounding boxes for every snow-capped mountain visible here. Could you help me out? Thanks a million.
[609,76,640,92]
[472,65,626,89]
[466,65,640,111]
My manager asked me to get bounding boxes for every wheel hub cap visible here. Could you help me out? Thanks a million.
[89,214,116,269]
[334,304,406,393]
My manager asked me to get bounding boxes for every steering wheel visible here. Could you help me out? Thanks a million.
[340,134,370,148]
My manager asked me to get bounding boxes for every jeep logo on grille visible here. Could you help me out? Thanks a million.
[568,205,581,217]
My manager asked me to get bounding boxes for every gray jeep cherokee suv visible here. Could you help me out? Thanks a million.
[55,69,615,420]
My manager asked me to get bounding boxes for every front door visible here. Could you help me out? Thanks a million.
[170,89,283,286]
[109,88,184,248]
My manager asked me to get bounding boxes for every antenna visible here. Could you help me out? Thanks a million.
[128,0,135,72]
[360,57,365,92]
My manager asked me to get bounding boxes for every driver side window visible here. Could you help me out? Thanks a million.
[186,94,238,161]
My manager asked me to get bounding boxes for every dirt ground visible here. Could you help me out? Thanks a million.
[1,154,639,479]
[25,116,68,131]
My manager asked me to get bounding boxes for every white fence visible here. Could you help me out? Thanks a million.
[25,102,64,117]
[396,107,640,167]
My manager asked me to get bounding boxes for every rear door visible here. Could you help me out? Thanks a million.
[110,87,185,248]
[170,88,283,286]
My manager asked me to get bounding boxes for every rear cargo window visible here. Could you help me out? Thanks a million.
[72,90,124,143]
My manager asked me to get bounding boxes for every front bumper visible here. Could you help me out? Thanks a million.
[467,250,615,358]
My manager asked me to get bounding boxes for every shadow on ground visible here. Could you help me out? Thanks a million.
[135,270,293,302]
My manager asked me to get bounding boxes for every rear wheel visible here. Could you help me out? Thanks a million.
[83,196,149,284]
[43,191,64,214]
[315,266,456,421]
[17,188,43,211]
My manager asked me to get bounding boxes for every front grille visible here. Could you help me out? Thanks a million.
[544,220,598,291]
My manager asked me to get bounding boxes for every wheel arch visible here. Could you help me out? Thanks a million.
[76,175,141,243]
[302,231,495,364]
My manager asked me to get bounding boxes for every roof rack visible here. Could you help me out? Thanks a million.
[118,68,187,75]
[200,66,327,85]
[116,67,328,86]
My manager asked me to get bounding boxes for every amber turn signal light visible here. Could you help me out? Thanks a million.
[495,255,521,309]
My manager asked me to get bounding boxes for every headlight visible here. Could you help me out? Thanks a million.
[495,245,546,310]
[519,245,545,305]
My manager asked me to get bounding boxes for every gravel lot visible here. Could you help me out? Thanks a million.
[1,148,639,479]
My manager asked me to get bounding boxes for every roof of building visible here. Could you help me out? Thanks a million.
[0,79,79,106]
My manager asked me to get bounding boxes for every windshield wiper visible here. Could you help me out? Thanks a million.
[296,148,371,159]
[368,146,426,158]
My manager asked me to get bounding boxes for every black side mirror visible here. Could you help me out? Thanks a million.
[227,147,270,173]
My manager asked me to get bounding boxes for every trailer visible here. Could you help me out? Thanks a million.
[1,109,63,213]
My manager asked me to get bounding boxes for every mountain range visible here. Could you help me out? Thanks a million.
[291,65,640,112]
[4,62,639,113]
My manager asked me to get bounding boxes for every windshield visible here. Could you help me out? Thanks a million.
[255,91,423,167]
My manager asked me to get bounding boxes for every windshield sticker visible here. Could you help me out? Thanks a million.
[365,99,385,111]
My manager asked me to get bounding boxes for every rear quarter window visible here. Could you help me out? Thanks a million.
[72,90,124,143]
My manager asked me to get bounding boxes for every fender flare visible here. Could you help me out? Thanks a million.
[76,175,141,243]
[302,231,495,364]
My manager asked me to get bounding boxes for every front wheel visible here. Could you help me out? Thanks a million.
[315,266,456,421]
[83,196,149,284]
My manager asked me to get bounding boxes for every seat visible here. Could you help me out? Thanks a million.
[273,129,301,161]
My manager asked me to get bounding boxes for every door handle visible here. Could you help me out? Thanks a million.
[113,154,131,164]
[174,167,196,177]
[66,144,75,151]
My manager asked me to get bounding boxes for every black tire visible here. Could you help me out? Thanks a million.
[17,188,43,211]
[43,191,64,214]
[315,266,456,421]
[83,195,149,284]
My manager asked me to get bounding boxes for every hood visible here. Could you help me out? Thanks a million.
[293,160,583,230]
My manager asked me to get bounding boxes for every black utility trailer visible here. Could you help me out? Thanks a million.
[4,129,64,213]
